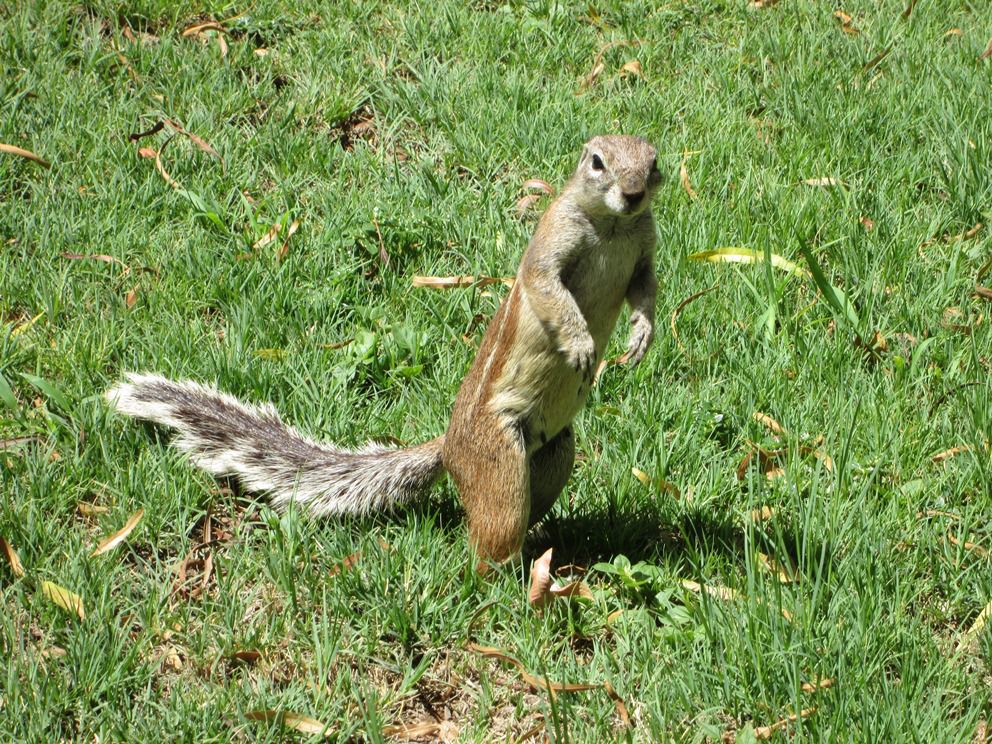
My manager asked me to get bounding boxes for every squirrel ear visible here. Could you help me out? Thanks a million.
[579,145,590,165]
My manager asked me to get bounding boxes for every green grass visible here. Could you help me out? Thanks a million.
[2,0,991,741]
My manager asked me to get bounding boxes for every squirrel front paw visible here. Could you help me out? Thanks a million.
[561,333,597,379]
[624,314,654,367]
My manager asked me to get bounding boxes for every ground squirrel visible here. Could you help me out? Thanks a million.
[107,134,662,564]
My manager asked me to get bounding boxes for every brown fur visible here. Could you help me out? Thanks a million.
[443,135,661,564]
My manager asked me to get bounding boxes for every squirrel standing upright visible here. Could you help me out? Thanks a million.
[107,135,662,564]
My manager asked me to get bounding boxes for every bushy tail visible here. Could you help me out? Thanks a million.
[105,373,445,515]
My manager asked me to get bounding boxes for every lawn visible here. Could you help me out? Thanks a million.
[2,0,991,741]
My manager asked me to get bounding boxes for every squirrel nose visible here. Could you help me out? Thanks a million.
[624,191,645,208]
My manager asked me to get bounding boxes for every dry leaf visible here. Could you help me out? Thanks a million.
[753,707,816,739]
[620,59,644,79]
[91,509,144,557]
[974,286,992,302]
[944,29,963,39]
[0,143,51,168]
[800,677,834,693]
[328,550,361,577]
[252,223,282,251]
[128,121,165,142]
[277,219,300,261]
[411,275,513,289]
[164,119,223,163]
[932,445,971,463]
[682,579,742,602]
[679,154,698,200]
[901,0,917,19]
[11,310,45,337]
[757,552,797,583]
[226,649,262,664]
[162,645,183,671]
[981,38,992,61]
[383,721,459,741]
[549,580,595,601]
[631,467,651,486]
[41,580,85,620]
[1,537,25,577]
[60,252,129,273]
[863,46,892,73]
[750,506,776,522]
[948,533,989,559]
[77,502,109,517]
[125,285,139,308]
[688,247,809,279]
[245,710,331,737]
[749,0,781,7]
[578,39,642,91]
[467,642,600,696]
[181,21,228,37]
[959,599,992,649]
[753,412,785,436]
[516,193,542,217]
[859,215,875,231]
[670,284,719,353]
[529,548,554,607]
[522,178,554,195]
[833,10,859,35]
[802,176,846,188]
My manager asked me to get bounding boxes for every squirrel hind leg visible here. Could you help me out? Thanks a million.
[445,421,531,565]
[528,426,575,527]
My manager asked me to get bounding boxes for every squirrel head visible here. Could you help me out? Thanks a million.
[570,135,661,218]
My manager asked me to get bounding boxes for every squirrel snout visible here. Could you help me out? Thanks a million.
[623,190,646,208]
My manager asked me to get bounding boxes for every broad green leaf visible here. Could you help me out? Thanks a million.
[797,245,862,331]
[0,372,17,410]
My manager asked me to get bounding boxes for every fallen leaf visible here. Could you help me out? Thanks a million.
[603,680,631,728]
[757,552,797,583]
[245,710,331,737]
[749,0,781,7]
[216,34,228,57]
[11,310,45,337]
[549,580,595,601]
[529,548,554,607]
[91,509,144,557]
[679,154,698,200]
[959,599,992,649]
[948,532,989,559]
[252,223,282,251]
[631,467,651,486]
[802,176,846,188]
[162,645,183,671]
[859,215,875,231]
[981,38,992,61]
[753,707,816,739]
[0,143,51,168]
[411,275,514,289]
[60,252,129,273]
[125,285,139,308]
[620,59,644,79]
[383,721,459,741]
[944,28,963,39]
[750,506,776,522]
[800,677,834,693]
[466,642,600,696]
[833,10,859,35]
[328,550,361,577]
[226,649,262,664]
[862,46,892,72]
[901,0,917,19]
[1,537,25,577]
[670,284,719,353]
[276,219,301,261]
[522,178,554,195]
[77,502,109,517]
[578,39,642,91]
[41,581,85,620]
[128,121,165,142]
[753,412,785,436]
[164,119,223,163]
[688,247,810,279]
[974,286,992,302]
[181,21,228,38]
[515,193,542,217]
[932,445,972,463]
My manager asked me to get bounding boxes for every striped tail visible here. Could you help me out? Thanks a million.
[105,373,445,515]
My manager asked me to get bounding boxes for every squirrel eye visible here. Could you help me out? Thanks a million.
[591,154,604,171]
